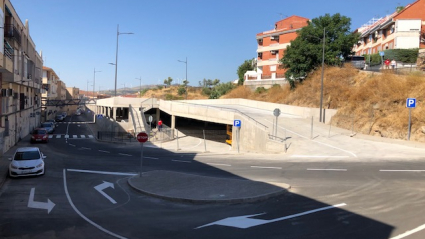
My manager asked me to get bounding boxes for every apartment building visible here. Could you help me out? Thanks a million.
[0,1,43,154]
[245,16,309,89]
[41,66,61,121]
[353,0,425,56]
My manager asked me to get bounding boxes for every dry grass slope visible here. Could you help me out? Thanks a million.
[223,66,425,142]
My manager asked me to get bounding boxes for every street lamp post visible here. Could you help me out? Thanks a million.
[177,57,188,100]
[319,28,325,123]
[111,24,134,97]
[86,79,91,99]
[93,68,101,99]
[136,77,142,97]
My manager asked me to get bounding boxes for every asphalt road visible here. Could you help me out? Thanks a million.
[1,113,425,238]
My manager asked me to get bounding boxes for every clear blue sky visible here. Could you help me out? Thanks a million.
[11,0,412,92]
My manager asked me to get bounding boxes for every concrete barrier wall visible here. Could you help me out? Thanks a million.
[234,113,270,153]
[96,97,159,108]
[160,100,234,125]
[182,98,337,124]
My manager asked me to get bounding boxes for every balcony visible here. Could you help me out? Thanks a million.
[4,24,21,46]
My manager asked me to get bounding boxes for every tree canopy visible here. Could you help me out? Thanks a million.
[237,59,255,85]
[164,77,173,86]
[280,13,359,88]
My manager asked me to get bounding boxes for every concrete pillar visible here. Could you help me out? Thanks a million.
[171,115,176,129]
[156,108,160,122]
[113,107,117,121]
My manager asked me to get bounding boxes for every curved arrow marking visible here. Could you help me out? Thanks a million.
[94,181,116,204]
[28,188,55,214]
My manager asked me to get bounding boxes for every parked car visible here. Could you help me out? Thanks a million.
[8,147,46,177]
[30,128,49,143]
[75,110,81,116]
[40,122,54,133]
[46,119,56,124]
[61,112,67,118]
[55,114,64,122]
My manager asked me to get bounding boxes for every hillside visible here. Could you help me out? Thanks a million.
[222,66,425,142]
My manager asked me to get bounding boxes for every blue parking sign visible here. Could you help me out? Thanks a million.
[233,120,241,127]
[406,98,416,108]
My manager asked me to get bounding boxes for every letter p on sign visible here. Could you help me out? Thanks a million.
[406,98,416,108]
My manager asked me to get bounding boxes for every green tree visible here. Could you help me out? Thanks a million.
[237,59,255,85]
[164,77,173,86]
[280,13,359,88]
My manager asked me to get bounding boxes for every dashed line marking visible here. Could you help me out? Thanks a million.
[207,163,231,167]
[69,144,76,147]
[145,157,158,159]
[307,168,347,171]
[251,166,282,170]
[172,160,191,163]
[81,147,91,150]
[380,170,425,172]
[80,135,86,138]
[99,150,110,153]
[119,153,132,156]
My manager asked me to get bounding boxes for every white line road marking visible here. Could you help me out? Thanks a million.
[145,156,158,159]
[391,223,425,239]
[48,135,53,138]
[119,153,132,156]
[73,135,77,138]
[307,168,347,171]
[80,135,86,138]
[88,135,94,138]
[207,163,232,167]
[291,155,350,158]
[28,188,55,214]
[251,166,282,170]
[94,181,116,204]
[380,170,425,172]
[63,170,128,239]
[67,169,138,176]
[99,150,110,153]
[81,147,91,150]
[55,135,61,138]
[172,160,191,163]
[65,135,70,138]
[69,144,76,147]
[196,203,347,229]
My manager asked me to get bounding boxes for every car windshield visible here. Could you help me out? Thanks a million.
[33,129,47,134]
[14,151,41,160]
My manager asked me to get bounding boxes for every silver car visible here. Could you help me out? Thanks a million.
[41,122,54,134]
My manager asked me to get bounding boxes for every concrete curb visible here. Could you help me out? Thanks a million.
[127,171,291,204]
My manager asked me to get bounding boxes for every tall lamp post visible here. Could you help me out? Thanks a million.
[319,28,325,123]
[86,79,91,99]
[136,76,142,97]
[111,24,133,97]
[93,68,101,99]
[177,57,188,100]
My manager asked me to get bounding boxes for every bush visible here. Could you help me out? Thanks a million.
[384,49,419,63]
[255,87,267,94]
[157,85,163,90]
[202,87,212,96]
[177,86,186,96]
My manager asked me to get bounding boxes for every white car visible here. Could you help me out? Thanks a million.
[8,147,46,177]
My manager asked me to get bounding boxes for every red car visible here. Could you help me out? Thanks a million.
[30,128,49,143]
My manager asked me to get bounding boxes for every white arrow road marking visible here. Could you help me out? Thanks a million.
[196,203,346,229]
[94,181,116,204]
[27,188,55,214]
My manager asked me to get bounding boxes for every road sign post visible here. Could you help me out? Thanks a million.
[234,120,241,153]
[137,132,149,177]
[406,98,416,141]
[273,108,281,137]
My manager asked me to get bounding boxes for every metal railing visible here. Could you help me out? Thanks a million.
[4,24,21,45]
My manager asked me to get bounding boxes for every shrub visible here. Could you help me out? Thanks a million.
[177,86,186,96]
[255,87,267,94]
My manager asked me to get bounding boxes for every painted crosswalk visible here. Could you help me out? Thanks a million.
[48,134,94,139]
